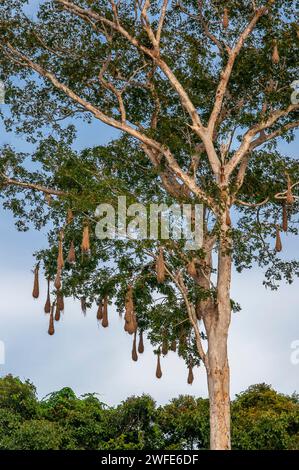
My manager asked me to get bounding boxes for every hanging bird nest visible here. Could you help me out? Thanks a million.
[97,300,103,321]
[124,285,137,334]
[132,331,138,362]
[67,208,74,225]
[282,203,288,232]
[81,297,87,316]
[54,268,62,290]
[57,291,64,312]
[67,240,76,264]
[32,264,40,299]
[156,246,165,283]
[57,230,64,270]
[187,365,194,385]
[44,278,51,314]
[138,330,144,354]
[223,8,229,29]
[272,41,280,64]
[161,334,169,356]
[156,351,162,379]
[275,225,282,252]
[48,304,55,336]
[102,295,109,328]
[81,224,90,255]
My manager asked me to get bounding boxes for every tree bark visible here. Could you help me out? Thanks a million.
[206,328,231,450]
[202,220,232,450]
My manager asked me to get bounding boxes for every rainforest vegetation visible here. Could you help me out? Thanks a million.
[0,375,298,450]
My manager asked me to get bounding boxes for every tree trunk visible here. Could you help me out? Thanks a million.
[203,223,232,450]
[207,329,231,449]
[194,210,232,449]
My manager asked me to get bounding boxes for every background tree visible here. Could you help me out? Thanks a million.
[0,0,299,449]
[101,395,164,450]
[231,383,299,450]
[157,395,210,449]
[40,387,109,449]
[0,375,298,450]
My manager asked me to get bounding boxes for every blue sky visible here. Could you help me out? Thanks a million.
[0,0,298,403]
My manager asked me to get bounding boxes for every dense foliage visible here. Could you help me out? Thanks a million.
[0,375,298,450]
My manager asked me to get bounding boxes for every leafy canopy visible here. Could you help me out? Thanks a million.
[0,375,298,450]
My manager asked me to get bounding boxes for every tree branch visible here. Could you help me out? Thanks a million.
[55,0,221,175]
[175,271,207,366]
[197,0,229,54]
[156,0,169,46]
[250,120,299,150]
[234,197,269,207]
[142,145,216,209]
[2,42,165,155]
[226,104,299,177]
[1,175,66,197]
[207,6,268,137]
[2,40,216,210]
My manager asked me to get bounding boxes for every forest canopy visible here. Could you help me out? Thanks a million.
[0,376,298,450]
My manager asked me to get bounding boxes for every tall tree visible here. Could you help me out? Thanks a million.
[0,0,299,449]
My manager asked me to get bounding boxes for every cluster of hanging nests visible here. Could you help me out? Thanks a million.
[31,211,194,385]
[31,169,297,385]
[31,175,297,385]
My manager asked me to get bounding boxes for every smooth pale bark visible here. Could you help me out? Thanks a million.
[206,327,231,449]
[208,224,232,449]
[198,221,232,450]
